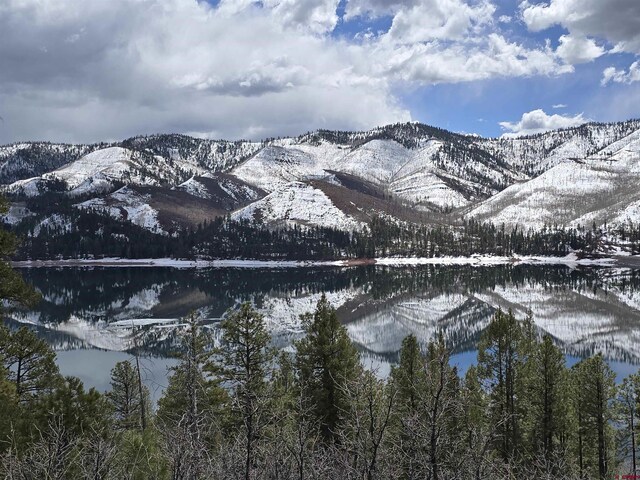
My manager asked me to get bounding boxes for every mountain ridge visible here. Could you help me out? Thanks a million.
[2,119,640,249]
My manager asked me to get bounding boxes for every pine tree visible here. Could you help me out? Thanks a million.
[0,326,60,402]
[525,335,570,470]
[572,354,616,480]
[157,314,226,480]
[616,373,640,476]
[0,195,39,313]
[106,360,150,432]
[295,294,361,443]
[389,334,428,479]
[217,302,273,480]
[421,335,461,480]
[477,309,524,464]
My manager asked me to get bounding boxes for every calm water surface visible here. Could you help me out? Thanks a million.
[7,264,640,400]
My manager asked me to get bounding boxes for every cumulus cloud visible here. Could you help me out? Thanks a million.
[520,0,640,55]
[344,0,421,19]
[262,0,342,34]
[499,109,588,137]
[555,34,604,64]
[0,0,581,143]
[601,61,640,85]
[379,33,571,84]
[384,0,495,43]
[0,0,409,143]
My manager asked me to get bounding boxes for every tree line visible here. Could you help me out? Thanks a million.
[1,300,640,480]
[11,203,640,260]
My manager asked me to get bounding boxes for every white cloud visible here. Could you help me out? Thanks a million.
[552,103,567,109]
[499,109,588,137]
[263,0,342,35]
[384,0,495,43]
[379,33,571,84]
[601,61,640,85]
[521,0,640,55]
[0,0,584,143]
[0,0,408,143]
[555,34,604,65]
[344,0,420,19]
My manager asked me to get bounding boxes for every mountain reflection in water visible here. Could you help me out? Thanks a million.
[6,264,640,394]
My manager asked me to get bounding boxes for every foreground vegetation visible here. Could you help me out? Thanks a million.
[0,301,639,480]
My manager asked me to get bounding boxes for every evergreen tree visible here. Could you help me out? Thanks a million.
[477,309,524,464]
[616,373,640,476]
[217,302,273,480]
[0,195,39,313]
[572,354,616,480]
[157,314,226,480]
[389,334,428,479]
[421,335,461,480]
[0,326,60,402]
[525,335,571,472]
[295,294,361,443]
[106,360,150,432]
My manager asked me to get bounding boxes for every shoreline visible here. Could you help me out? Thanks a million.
[10,253,636,269]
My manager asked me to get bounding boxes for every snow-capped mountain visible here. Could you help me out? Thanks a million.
[477,120,640,176]
[467,127,640,230]
[2,119,640,235]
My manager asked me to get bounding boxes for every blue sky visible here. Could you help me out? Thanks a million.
[0,0,639,143]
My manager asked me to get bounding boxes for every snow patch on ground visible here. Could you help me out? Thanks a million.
[32,214,72,237]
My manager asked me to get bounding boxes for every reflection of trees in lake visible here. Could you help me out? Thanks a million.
[11,265,640,364]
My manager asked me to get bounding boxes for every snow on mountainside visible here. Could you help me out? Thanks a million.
[76,175,265,233]
[121,134,261,172]
[232,181,365,231]
[3,119,640,234]
[76,186,165,233]
[467,130,640,230]
[4,145,214,197]
[478,120,640,176]
[232,137,523,210]
[0,142,98,184]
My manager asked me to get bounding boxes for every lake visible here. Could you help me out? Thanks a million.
[6,264,640,402]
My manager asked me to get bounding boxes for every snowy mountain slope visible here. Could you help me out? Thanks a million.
[478,120,640,176]
[0,202,34,225]
[311,180,446,225]
[0,142,98,184]
[76,178,262,233]
[467,134,640,230]
[231,181,365,231]
[175,174,265,207]
[76,186,165,233]
[4,146,209,197]
[0,135,260,186]
[3,119,640,235]
[121,134,261,172]
[231,145,330,192]
[231,137,524,211]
